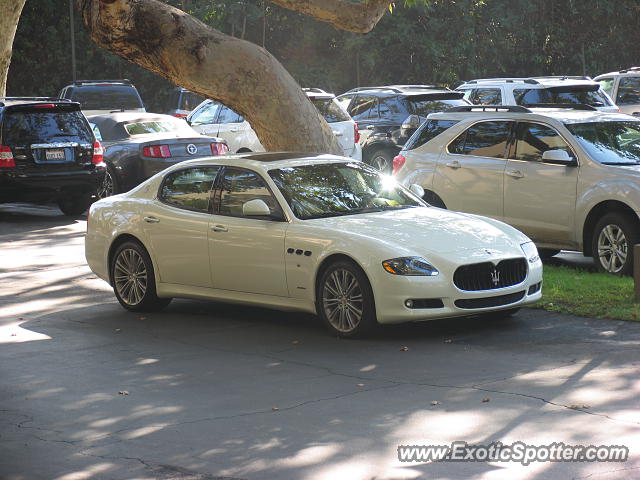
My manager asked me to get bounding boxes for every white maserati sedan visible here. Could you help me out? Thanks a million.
[85,152,543,337]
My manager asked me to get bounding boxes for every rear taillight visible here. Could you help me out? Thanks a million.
[92,141,104,165]
[210,142,229,155]
[34,103,56,109]
[143,145,171,158]
[392,154,406,175]
[172,113,187,118]
[0,146,16,168]
[353,122,360,143]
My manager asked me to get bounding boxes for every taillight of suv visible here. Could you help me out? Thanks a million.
[392,154,406,175]
[92,141,104,165]
[354,122,360,143]
[0,146,16,168]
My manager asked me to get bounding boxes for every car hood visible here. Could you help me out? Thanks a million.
[306,207,527,255]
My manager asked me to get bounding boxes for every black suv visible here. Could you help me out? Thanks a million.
[336,85,469,172]
[0,97,105,215]
[59,80,145,116]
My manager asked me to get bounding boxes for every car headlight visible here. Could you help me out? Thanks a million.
[382,257,439,276]
[521,241,540,264]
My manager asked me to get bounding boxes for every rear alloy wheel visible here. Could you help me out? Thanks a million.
[592,212,640,275]
[368,149,394,174]
[111,241,171,312]
[58,195,92,216]
[97,166,119,199]
[317,261,377,338]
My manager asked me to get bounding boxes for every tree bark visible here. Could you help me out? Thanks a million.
[268,0,393,34]
[76,0,343,154]
[0,0,26,96]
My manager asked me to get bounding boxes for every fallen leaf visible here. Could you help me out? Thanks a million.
[118,391,129,395]
[547,303,554,307]
[271,407,279,411]
[291,340,300,345]
[431,401,441,406]
[444,339,453,343]
[11,333,17,337]
[115,328,122,333]
[138,317,146,321]
[482,397,490,403]
[632,314,637,319]
[569,404,590,409]
[400,346,409,351]
[356,383,365,387]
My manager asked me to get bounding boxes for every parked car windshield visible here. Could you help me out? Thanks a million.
[310,98,351,123]
[3,110,92,144]
[269,162,424,219]
[513,87,612,107]
[566,121,640,165]
[70,86,143,110]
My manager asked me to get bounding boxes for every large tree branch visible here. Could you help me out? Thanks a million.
[268,0,393,33]
[76,0,342,155]
[0,0,26,96]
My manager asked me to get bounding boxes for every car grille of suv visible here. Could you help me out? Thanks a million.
[453,258,527,291]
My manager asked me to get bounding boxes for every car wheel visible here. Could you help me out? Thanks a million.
[592,212,640,275]
[367,149,394,174]
[423,190,446,209]
[97,166,119,199]
[539,249,560,260]
[111,241,172,312]
[317,260,377,338]
[58,195,92,216]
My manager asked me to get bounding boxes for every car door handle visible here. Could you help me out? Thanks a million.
[229,129,239,133]
[210,225,228,232]
[365,125,375,130]
[506,169,524,178]
[143,216,160,223]
[332,130,344,137]
[445,160,461,169]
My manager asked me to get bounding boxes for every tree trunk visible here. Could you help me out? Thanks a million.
[0,0,26,97]
[76,0,343,155]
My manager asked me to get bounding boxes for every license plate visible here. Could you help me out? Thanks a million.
[45,149,66,161]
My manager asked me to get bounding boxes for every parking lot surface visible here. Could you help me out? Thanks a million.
[1,204,639,480]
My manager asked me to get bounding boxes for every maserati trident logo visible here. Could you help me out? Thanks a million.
[186,144,198,155]
[490,268,500,287]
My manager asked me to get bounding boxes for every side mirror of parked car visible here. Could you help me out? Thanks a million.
[409,184,425,198]
[243,199,271,216]
[542,149,576,166]
[402,115,422,131]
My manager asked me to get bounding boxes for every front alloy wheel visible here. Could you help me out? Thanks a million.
[368,149,393,174]
[592,213,640,275]
[318,261,376,337]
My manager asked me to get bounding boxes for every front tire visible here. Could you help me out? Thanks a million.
[367,149,394,174]
[592,212,640,275]
[316,260,377,338]
[111,241,172,312]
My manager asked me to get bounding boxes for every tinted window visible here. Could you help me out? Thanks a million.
[378,98,406,117]
[124,121,180,136]
[70,86,143,110]
[179,91,205,111]
[217,106,243,124]
[405,119,459,150]
[470,89,502,105]
[349,95,379,120]
[513,87,612,107]
[310,98,350,123]
[218,168,282,218]
[514,122,572,162]
[407,98,468,116]
[189,102,220,125]
[335,94,354,111]
[449,121,512,158]
[566,121,640,165]
[598,78,615,96]
[3,110,93,144]
[160,167,219,212]
[616,77,640,105]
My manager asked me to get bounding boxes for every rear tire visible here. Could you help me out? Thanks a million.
[316,260,377,338]
[367,149,394,174]
[110,241,172,312]
[97,166,119,199]
[58,195,92,216]
[592,212,640,275]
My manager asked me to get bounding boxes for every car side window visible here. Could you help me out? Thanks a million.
[448,121,512,158]
[514,122,573,162]
[335,94,354,111]
[598,78,615,97]
[406,119,459,150]
[349,95,379,120]
[217,106,243,124]
[378,98,403,117]
[189,102,220,126]
[160,167,220,212]
[218,167,284,220]
[470,88,502,105]
[616,77,640,105]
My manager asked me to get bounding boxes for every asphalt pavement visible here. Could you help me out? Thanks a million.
[0,203,638,480]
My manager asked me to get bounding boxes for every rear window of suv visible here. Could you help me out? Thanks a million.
[408,98,468,116]
[3,109,93,144]
[310,98,351,123]
[69,85,143,110]
[513,87,612,107]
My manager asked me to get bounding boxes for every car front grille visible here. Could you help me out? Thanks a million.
[454,291,526,309]
[453,258,527,291]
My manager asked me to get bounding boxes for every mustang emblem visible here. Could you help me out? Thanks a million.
[490,268,500,286]
[186,144,198,155]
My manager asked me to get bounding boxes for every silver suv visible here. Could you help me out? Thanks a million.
[456,77,618,112]
[595,68,640,116]
[393,105,640,274]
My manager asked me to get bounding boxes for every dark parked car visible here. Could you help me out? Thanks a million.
[336,85,469,172]
[88,112,228,197]
[165,87,205,118]
[59,79,145,116]
[0,97,105,215]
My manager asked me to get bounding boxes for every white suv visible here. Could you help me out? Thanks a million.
[594,68,640,116]
[393,105,640,274]
[186,89,362,160]
[456,77,618,112]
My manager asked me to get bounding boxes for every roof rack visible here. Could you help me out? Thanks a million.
[448,105,531,113]
[524,103,598,111]
[343,86,404,94]
[73,79,132,85]
[302,88,329,94]
[465,76,594,85]
[620,67,640,74]
[0,97,73,106]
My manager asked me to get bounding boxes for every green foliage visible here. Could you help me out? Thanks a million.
[8,0,640,109]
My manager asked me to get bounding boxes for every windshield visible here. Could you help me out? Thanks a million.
[566,121,640,165]
[514,87,612,107]
[310,98,351,123]
[408,98,468,116]
[71,86,143,110]
[269,162,424,220]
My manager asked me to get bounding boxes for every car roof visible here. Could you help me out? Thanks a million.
[0,97,77,107]
[458,76,598,88]
[168,152,350,172]
[339,86,454,97]
[429,107,638,125]
[595,68,640,78]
